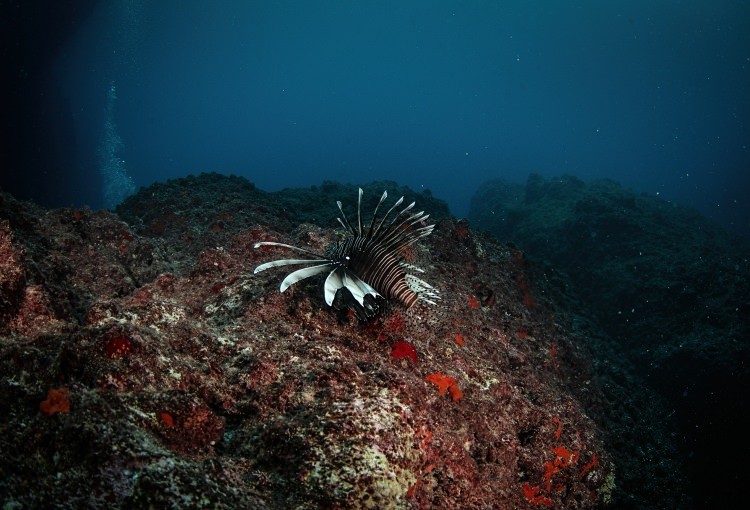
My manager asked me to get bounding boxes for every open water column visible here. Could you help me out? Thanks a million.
[98,81,136,209]
[96,0,144,209]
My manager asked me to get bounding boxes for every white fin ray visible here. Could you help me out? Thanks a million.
[254,258,327,274]
[357,187,364,235]
[324,267,345,305]
[280,264,332,292]
[343,270,382,306]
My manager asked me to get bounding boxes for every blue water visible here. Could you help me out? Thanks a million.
[4,1,749,237]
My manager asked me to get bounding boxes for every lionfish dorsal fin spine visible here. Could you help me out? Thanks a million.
[378,211,427,248]
[367,190,388,237]
[337,200,357,235]
[372,196,404,238]
[357,188,364,236]
[385,202,417,235]
[385,224,435,255]
[398,230,432,251]
[372,200,415,244]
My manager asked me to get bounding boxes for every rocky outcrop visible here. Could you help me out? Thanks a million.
[0,173,622,509]
[469,173,750,508]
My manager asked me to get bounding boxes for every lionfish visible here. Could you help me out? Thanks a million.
[253,188,440,320]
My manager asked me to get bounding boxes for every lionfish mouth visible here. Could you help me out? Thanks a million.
[253,188,440,320]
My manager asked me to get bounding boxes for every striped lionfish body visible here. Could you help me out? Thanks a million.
[253,188,439,320]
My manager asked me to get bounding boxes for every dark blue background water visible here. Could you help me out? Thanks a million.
[4,1,749,236]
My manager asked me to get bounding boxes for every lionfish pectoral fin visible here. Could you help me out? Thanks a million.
[254,258,327,274]
[342,270,381,307]
[343,292,380,321]
[280,263,333,292]
[324,268,382,319]
[324,267,345,306]
[342,270,382,319]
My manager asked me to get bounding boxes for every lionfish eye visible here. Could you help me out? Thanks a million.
[253,188,440,319]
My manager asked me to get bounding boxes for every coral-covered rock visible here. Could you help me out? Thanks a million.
[0,220,26,330]
[1,176,620,509]
[10,284,67,336]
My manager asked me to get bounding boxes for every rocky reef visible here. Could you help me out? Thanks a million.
[470,174,750,508]
[2,172,689,508]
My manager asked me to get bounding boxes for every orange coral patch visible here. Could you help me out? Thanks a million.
[552,445,576,466]
[521,482,553,507]
[159,411,175,428]
[40,387,70,416]
[425,372,463,402]
[468,295,480,309]
[552,416,562,440]
[448,384,463,402]
[581,455,599,477]
[543,460,559,490]
[391,340,418,363]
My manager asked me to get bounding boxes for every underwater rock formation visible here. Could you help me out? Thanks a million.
[0,173,674,508]
[470,173,750,508]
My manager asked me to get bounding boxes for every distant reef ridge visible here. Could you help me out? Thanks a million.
[469,173,750,507]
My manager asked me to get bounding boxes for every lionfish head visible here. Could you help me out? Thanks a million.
[253,188,440,320]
